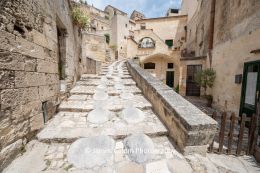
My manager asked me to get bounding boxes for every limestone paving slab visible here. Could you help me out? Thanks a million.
[37,109,168,142]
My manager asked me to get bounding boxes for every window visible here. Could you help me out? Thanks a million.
[168,63,174,69]
[165,40,173,48]
[144,62,155,69]
[101,26,104,30]
[125,24,128,28]
[141,23,146,30]
[171,9,179,13]
[138,37,155,48]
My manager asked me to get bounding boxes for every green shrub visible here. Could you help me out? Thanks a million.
[175,84,179,93]
[71,7,89,30]
[109,44,117,51]
[195,68,216,94]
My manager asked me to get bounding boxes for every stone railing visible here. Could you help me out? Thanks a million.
[127,59,218,155]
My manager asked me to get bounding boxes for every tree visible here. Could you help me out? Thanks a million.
[195,68,216,94]
[195,68,216,107]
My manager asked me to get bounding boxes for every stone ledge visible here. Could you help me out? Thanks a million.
[127,59,218,155]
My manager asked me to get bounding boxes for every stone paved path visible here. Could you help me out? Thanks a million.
[3,60,260,173]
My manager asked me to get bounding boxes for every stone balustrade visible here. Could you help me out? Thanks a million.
[127,59,218,155]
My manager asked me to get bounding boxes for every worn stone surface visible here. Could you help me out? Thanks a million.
[3,140,48,173]
[122,107,145,124]
[37,109,167,142]
[124,134,155,163]
[87,108,111,124]
[67,136,115,169]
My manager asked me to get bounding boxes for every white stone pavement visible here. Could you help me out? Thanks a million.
[3,60,260,173]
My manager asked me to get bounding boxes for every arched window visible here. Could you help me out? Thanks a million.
[144,62,155,69]
[138,37,155,48]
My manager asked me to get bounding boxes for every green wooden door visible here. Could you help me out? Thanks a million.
[240,61,260,116]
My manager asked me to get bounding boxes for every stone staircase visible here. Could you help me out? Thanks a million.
[3,60,260,173]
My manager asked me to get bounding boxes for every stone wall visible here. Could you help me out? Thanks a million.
[185,0,211,57]
[182,0,260,113]
[127,60,217,155]
[0,0,83,170]
[82,33,107,62]
[211,0,260,113]
[135,16,187,47]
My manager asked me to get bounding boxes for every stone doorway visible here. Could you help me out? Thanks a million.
[56,19,67,80]
[240,60,260,116]
[186,65,202,96]
[166,71,174,88]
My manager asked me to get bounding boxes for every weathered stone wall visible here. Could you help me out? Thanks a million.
[185,0,211,57]
[127,60,217,155]
[135,16,187,47]
[82,33,107,62]
[211,0,260,113]
[182,0,260,113]
[0,0,83,170]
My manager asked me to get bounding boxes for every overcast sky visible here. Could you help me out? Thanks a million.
[84,0,182,18]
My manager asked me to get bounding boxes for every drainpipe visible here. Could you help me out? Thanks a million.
[208,0,216,68]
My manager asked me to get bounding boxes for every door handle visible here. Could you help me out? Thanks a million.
[257,90,259,100]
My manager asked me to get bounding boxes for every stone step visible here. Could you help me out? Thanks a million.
[70,85,142,96]
[80,74,101,79]
[37,111,168,143]
[59,95,152,112]
[77,79,136,86]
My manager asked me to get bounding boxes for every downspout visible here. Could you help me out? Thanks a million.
[208,0,216,68]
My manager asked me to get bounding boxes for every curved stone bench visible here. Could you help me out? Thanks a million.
[127,59,218,155]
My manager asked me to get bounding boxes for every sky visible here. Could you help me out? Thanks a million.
[83,0,182,18]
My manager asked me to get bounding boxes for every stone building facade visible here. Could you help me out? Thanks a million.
[0,0,85,170]
[130,10,145,21]
[180,0,260,114]
[127,15,187,89]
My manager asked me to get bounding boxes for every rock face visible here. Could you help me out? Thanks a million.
[124,134,155,163]
[67,136,115,169]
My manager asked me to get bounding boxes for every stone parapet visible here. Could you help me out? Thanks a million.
[127,59,218,155]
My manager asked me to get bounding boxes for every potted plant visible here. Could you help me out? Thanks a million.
[195,68,216,107]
